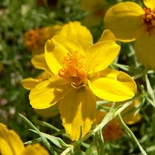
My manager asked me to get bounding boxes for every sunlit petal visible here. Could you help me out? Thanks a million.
[143,0,155,9]
[87,40,120,72]
[0,123,24,155]
[60,21,93,50]
[88,68,137,101]
[99,29,116,42]
[104,2,145,41]
[59,87,96,141]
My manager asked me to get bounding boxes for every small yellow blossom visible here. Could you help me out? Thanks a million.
[81,0,107,26]
[0,123,49,155]
[25,25,62,52]
[94,98,141,141]
[26,21,136,141]
[104,0,155,70]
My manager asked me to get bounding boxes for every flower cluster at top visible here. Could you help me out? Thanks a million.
[104,0,155,70]
[22,21,137,141]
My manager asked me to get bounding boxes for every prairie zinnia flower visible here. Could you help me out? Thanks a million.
[28,21,136,140]
[0,123,49,155]
[104,0,155,70]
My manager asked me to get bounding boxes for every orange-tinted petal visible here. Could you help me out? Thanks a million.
[104,2,145,42]
[29,76,67,109]
[134,30,155,70]
[88,68,137,102]
[60,21,93,50]
[59,87,96,141]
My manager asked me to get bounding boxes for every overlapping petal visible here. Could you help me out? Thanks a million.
[60,21,93,50]
[86,40,120,72]
[22,78,41,90]
[45,35,85,75]
[88,68,137,102]
[0,123,24,155]
[31,53,52,73]
[59,87,96,141]
[143,0,155,9]
[29,76,67,109]
[99,29,116,42]
[104,2,145,41]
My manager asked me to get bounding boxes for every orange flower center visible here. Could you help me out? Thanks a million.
[142,7,155,34]
[58,51,87,89]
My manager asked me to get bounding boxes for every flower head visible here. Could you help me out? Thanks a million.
[104,0,155,70]
[25,25,61,52]
[0,123,49,155]
[27,21,136,140]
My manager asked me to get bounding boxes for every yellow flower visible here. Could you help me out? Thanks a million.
[94,98,141,141]
[0,123,49,155]
[81,0,107,26]
[28,21,136,141]
[25,25,62,52]
[104,0,155,70]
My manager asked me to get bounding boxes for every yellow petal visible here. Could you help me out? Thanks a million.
[60,21,93,50]
[29,76,67,109]
[45,35,85,75]
[34,102,59,118]
[59,87,96,141]
[99,29,116,42]
[0,123,24,155]
[22,144,49,155]
[143,0,155,9]
[88,68,137,102]
[31,53,52,73]
[22,78,40,90]
[104,2,145,42]
[87,40,120,72]
[134,30,155,70]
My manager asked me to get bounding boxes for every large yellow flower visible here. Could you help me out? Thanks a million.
[104,0,155,70]
[29,21,136,141]
[0,123,49,155]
